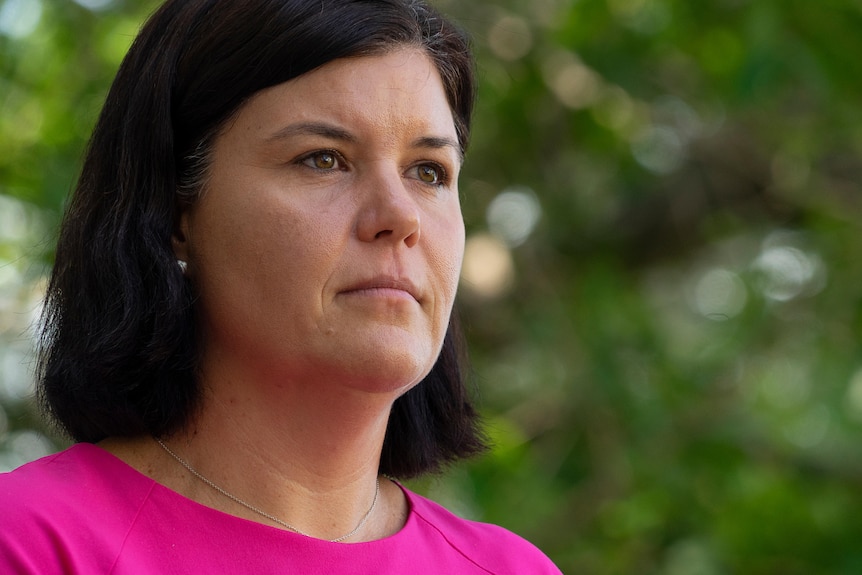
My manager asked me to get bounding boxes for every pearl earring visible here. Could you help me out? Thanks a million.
[177,259,188,274]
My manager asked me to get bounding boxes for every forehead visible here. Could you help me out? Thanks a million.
[232,48,457,143]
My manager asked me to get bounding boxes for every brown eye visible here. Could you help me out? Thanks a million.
[417,164,440,184]
[313,152,336,169]
[300,151,341,171]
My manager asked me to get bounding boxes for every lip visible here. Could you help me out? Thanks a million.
[339,276,421,302]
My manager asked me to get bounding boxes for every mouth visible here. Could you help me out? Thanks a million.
[339,277,421,303]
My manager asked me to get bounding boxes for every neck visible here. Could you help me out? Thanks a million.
[153,355,407,541]
[185,377,392,488]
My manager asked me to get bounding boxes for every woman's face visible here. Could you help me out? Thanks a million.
[177,48,465,394]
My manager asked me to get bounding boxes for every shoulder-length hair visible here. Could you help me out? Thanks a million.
[38,0,486,479]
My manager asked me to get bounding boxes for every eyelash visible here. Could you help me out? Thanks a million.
[296,150,450,187]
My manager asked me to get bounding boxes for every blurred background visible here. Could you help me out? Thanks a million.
[2,0,862,572]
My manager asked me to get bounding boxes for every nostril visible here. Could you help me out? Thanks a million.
[375,230,393,239]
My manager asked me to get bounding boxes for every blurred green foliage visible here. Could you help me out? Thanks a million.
[2,0,862,573]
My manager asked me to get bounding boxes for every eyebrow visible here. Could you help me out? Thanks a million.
[411,135,464,163]
[265,122,356,144]
[266,121,463,162]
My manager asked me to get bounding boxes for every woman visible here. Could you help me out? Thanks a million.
[0,0,561,572]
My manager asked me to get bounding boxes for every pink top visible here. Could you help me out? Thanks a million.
[0,444,561,574]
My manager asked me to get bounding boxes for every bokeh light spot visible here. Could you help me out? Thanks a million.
[461,233,515,299]
[759,358,811,410]
[486,187,542,248]
[752,245,824,302]
[785,405,831,449]
[691,268,747,320]
[541,51,603,109]
[0,0,42,38]
[844,368,862,422]
[73,0,115,10]
[631,125,685,174]
[488,15,532,61]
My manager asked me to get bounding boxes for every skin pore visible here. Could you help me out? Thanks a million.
[101,47,465,543]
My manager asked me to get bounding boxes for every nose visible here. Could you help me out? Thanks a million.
[356,166,421,248]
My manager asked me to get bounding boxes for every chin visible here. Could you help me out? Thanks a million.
[332,344,437,395]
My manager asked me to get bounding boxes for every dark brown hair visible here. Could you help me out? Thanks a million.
[38,0,485,479]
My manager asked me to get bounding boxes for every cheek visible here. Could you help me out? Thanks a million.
[431,207,466,304]
[449,222,466,289]
[190,197,316,313]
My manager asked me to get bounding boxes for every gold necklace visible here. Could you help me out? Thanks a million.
[156,438,380,543]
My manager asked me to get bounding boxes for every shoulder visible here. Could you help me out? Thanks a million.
[0,443,155,573]
[403,487,563,574]
[1,444,103,516]
[1,442,153,507]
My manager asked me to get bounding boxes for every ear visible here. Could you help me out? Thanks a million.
[172,209,192,264]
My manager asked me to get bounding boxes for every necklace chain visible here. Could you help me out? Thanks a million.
[155,438,380,543]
